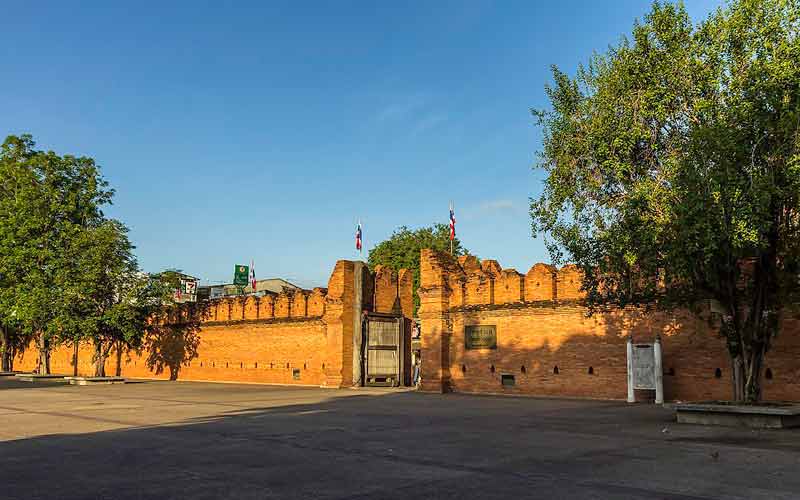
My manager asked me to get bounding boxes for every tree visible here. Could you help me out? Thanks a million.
[61,220,170,377]
[531,1,799,403]
[0,135,113,374]
[368,224,467,313]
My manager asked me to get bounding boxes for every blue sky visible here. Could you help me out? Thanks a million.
[1,0,721,288]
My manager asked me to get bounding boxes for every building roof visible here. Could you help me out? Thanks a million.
[199,278,302,296]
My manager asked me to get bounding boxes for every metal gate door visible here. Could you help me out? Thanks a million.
[365,315,402,387]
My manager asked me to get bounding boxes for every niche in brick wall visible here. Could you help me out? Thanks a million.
[553,365,559,375]
[766,368,773,380]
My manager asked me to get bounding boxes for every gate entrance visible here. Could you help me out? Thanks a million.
[364,313,405,387]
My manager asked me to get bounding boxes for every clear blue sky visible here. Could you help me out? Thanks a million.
[0,1,721,288]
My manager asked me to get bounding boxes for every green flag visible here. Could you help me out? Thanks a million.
[233,264,249,286]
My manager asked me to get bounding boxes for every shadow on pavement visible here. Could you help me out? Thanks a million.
[1,383,799,500]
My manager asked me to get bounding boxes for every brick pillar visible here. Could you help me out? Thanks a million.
[322,260,358,388]
[418,249,456,393]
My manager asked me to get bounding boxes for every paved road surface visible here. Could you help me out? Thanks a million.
[1,378,799,499]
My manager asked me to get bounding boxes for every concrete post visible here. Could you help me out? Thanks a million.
[626,337,635,403]
[654,336,664,405]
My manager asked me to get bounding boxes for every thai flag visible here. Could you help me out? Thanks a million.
[249,260,256,291]
[355,222,362,251]
[449,203,456,241]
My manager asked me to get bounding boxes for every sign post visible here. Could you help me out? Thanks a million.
[233,264,249,295]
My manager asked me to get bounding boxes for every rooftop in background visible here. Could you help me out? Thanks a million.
[246,278,301,294]
[198,278,302,300]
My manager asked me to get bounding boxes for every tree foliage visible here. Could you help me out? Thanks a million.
[65,220,175,376]
[0,134,174,375]
[531,0,800,402]
[368,223,466,313]
[0,135,114,373]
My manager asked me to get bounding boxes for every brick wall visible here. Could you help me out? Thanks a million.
[15,259,413,388]
[17,319,328,385]
[418,249,800,402]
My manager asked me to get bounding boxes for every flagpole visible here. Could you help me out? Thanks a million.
[450,201,454,256]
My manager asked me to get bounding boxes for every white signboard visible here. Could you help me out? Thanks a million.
[182,279,197,295]
[627,337,664,404]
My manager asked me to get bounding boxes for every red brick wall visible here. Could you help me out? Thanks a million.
[372,266,414,319]
[15,259,418,389]
[419,249,800,402]
[17,319,328,385]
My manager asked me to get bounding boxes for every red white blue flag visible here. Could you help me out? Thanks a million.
[355,221,362,251]
[449,203,456,241]
[249,260,256,291]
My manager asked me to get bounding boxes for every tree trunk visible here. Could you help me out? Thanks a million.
[731,355,745,402]
[72,341,79,377]
[115,341,123,377]
[37,332,50,375]
[1,325,11,372]
[744,346,766,404]
[94,340,108,378]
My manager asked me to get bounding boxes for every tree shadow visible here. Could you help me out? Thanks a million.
[438,302,770,402]
[0,378,69,390]
[142,302,208,381]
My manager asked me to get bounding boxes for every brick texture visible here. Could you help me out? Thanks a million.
[16,260,414,388]
[419,249,800,402]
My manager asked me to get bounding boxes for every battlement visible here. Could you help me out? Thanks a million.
[420,249,585,310]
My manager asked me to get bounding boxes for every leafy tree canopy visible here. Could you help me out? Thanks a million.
[0,134,175,375]
[531,0,800,402]
[0,134,115,372]
[368,223,466,313]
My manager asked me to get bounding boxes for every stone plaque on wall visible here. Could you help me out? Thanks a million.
[631,344,655,389]
[465,325,497,350]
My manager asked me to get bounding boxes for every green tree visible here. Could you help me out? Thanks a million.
[61,220,172,377]
[0,135,113,374]
[531,1,800,403]
[368,224,467,313]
